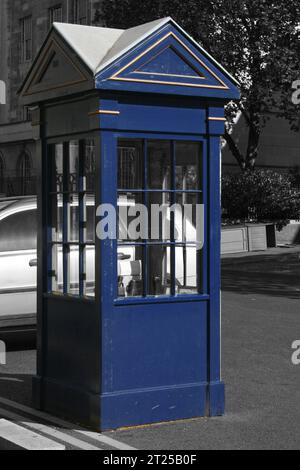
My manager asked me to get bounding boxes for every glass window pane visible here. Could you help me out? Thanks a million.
[51,144,63,192]
[86,245,95,297]
[84,140,95,192]
[147,245,171,296]
[69,246,79,296]
[86,200,95,243]
[175,244,199,295]
[148,141,171,190]
[176,142,202,190]
[148,192,172,242]
[118,192,145,242]
[69,140,79,192]
[175,193,201,243]
[118,140,143,190]
[68,195,79,242]
[118,246,143,298]
[51,194,63,242]
[51,244,63,293]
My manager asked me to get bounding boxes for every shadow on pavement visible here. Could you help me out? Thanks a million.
[0,373,33,406]
[222,251,300,299]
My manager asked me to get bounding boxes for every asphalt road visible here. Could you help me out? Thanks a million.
[0,249,300,450]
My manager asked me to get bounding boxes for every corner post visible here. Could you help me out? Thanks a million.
[207,107,226,416]
[32,106,47,409]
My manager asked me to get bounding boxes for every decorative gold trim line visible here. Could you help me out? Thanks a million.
[208,117,226,122]
[111,76,227,89]
[89,110,120,116]
[31,121,41,127]
[110,32,229,91]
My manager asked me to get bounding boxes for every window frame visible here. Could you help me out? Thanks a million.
[71,0,88,25]
[20,16,33,63]
[115,134,208,305]
[49,4,63,27]
[17,152,34,196]
[46,136,96,299]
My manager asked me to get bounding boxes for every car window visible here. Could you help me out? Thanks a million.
[0,201,16,212]
[0,209,37,252]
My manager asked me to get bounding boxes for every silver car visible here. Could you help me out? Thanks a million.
[0,197,37,343]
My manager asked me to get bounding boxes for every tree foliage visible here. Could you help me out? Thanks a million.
[102,0,300,170]
[222,170,300,228]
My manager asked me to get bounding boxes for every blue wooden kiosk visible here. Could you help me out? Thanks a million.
[20,17,239,431]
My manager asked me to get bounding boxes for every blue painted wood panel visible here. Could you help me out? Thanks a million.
[97,97,207,134]
[102,301,208,393]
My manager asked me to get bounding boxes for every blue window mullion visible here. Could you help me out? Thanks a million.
[201,140,208,294]
[143,139,148,297]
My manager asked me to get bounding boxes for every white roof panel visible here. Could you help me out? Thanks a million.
[53,22,124,73]
[96,17,172,74]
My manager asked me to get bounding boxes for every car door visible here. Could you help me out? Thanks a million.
[0,207,37,320]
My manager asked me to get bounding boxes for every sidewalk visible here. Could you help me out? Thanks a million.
[222,245,300,265]
[222,245,300,299]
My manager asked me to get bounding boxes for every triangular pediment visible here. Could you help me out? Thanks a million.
[37,49,84,87]
[107,31,229,91]
[21,35,92,100]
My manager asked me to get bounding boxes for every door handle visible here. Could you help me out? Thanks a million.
[118,253,131,261]
[29,259,37,267]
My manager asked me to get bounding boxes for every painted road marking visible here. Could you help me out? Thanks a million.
[0,397,136,450]
[0,408,102,451]
[0,419,65,450]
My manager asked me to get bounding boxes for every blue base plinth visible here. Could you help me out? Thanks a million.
[33,376,225,431]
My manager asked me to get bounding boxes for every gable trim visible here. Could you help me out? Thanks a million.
[23,38,89,97]
[110,32,229,90]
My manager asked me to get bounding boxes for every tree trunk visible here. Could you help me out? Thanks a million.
[224,132,246,171]
[245,125,260,170]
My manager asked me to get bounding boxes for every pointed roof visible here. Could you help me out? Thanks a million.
[51,18,239,86]
[19,17,240,102]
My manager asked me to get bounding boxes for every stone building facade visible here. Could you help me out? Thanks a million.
[0,0,104,197]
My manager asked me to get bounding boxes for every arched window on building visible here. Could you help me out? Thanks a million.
[17,151,35,195]
[0,153,5,195]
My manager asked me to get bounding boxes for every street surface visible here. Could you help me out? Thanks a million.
[0,247,300,450]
